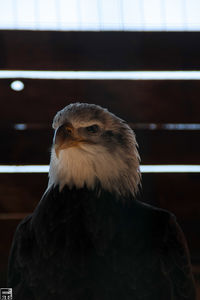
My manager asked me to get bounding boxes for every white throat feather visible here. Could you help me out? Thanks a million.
[48,143,140,197]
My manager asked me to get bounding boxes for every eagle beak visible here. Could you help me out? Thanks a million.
[53,124,81,158]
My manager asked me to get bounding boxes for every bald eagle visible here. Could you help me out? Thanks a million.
[8,103,196,299]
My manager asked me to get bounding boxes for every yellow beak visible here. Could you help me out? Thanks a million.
[54,123,81,158]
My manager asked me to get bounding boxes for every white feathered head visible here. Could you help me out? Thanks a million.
[49,103,141,197]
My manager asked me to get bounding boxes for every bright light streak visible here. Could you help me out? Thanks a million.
[0,165,200,173]
[0,0,200,32]
[163,124,200,130]
[130,123,200,130]
[140,165,200,173]
[2,71,200,80]
[0,165,49,173]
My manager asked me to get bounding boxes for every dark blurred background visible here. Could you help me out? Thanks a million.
[0,0,200,297]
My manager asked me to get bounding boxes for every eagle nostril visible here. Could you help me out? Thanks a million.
[65,127,73,134]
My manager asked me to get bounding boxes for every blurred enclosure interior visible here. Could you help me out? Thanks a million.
[0,0,200,295]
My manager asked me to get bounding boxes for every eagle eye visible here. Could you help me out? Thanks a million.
[86,124,99,133]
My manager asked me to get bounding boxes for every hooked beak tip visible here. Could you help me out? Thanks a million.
[55,145,60,158]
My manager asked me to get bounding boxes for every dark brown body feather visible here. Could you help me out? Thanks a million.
[8,185,196,299]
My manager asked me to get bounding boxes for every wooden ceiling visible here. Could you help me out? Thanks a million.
[1,31,200,70]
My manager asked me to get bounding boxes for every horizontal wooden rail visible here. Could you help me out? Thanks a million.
[0,173,199,218]
[1,79,200,123]
[0,173,48,213]
[1,31,200,70]
[0,129,199,164]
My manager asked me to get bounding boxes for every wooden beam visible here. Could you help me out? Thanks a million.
[0,129,52,164]
[1,31,200,70]
[0,173,199,221]
[0,174,48,213]
[1,79,200,123]
[136,130,200,164]
[1,129,199,164]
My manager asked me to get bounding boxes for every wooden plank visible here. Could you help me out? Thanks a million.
[0,174,48,213]
[1,79,200,123]
[140,173,200,221]
[136,130,200,164]
[1,31,200,70]
[0,129,199,164]
[0,129,52,164]
[0,173,199,221]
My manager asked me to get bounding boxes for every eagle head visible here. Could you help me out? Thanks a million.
[48,103,141,197]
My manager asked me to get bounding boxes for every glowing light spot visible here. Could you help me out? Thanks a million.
[10,80,24,91]
[14,124,27,130]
